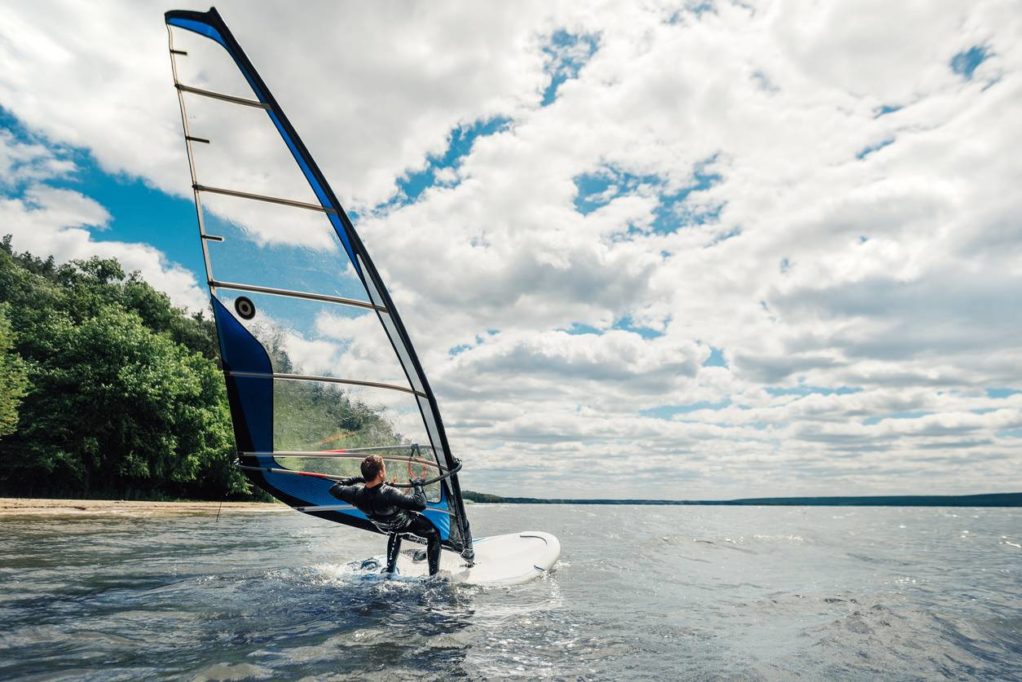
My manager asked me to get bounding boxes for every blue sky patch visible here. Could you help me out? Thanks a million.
[863,410,931,426]
[573,166,660,215]
[448,343,473,357]
[613,316,664,339]
[652,158,723,233]
[874,104,902,117]
[751,70,780,93]
[986,388,1019,399]
[641,399,732,419]
[666,2,715,23]
[574,156,723,234]
[562,322,603,336]
[542,30,599,106]
[558,318,664,338]
[856,137,894,160]
[574,172,618,215]
[766,385,861,397]
[707,224,740,246]
[950,45,990,80]
[703,346,727,368]
[388,117,510,209]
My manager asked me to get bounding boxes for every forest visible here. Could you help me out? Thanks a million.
[0,237,397,501]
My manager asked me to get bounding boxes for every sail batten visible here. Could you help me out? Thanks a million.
[209,280,387,311]
[297,504,457,517]
[166,7,472,554]
[175,82,268,108]
[227,371,428,397]
[265,451,447,468]
[194,184,338,213]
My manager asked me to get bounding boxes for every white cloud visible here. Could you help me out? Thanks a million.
[0,130,74,187]
[1,0,1020,497]
[0,137,205,310]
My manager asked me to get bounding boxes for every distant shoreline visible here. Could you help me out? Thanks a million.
[0,498,285,517]
[1,492,1019,517]
[463,491,1022,507]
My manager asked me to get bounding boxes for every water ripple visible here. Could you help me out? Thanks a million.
[1,506,1020,679]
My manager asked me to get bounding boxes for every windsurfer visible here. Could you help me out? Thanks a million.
[328,455,441,576]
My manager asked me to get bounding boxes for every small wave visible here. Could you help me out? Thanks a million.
[752,534,806,544]
[310,560,368,583]
[192,662,273,681]
[309,561,448,589]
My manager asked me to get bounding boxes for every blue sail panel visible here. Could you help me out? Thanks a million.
[166,16,227,47]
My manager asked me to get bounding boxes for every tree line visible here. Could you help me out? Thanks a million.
[0,237,398,501]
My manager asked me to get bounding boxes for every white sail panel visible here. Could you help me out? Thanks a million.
[183,91,321,211]
[215,292,409,387]
[170,23,252,99]
[199,200,370,304]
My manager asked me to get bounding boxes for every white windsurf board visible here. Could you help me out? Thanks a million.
[363,531,560,585]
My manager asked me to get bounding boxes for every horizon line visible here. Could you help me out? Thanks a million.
[462,491,1022,508]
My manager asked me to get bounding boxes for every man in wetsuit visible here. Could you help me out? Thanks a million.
[328,454,441,576]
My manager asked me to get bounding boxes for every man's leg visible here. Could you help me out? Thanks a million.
[426,531,440,576]
[386,533,402,574]
[408,515,441,576]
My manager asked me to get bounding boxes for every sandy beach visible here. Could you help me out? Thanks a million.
[0,497,286,517]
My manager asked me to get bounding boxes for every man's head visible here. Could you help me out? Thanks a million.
[361,455,386,485]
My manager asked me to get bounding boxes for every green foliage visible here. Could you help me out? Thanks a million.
[274,380,401,479]
[0,303,29,437]
[275,380,401,451]
[461,491,508,503]
[0,238,248,499]
[17,306,208,491]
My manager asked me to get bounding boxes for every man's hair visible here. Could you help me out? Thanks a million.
[361,455,384,481]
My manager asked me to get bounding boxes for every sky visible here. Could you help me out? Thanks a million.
[1,0,1020,499]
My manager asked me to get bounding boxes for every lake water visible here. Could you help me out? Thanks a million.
[1,504,1019,680]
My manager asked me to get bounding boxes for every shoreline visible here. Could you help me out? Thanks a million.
[0,498,287,517]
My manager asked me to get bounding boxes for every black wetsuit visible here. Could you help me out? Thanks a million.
[328,478,441,576]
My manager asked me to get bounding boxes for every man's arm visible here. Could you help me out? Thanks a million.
[382,482,427,512]
[328,479,363,504]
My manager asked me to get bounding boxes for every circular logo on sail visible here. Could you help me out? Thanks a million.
[234,296,256,320]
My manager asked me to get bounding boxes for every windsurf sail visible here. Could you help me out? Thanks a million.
[165,7,473,557]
